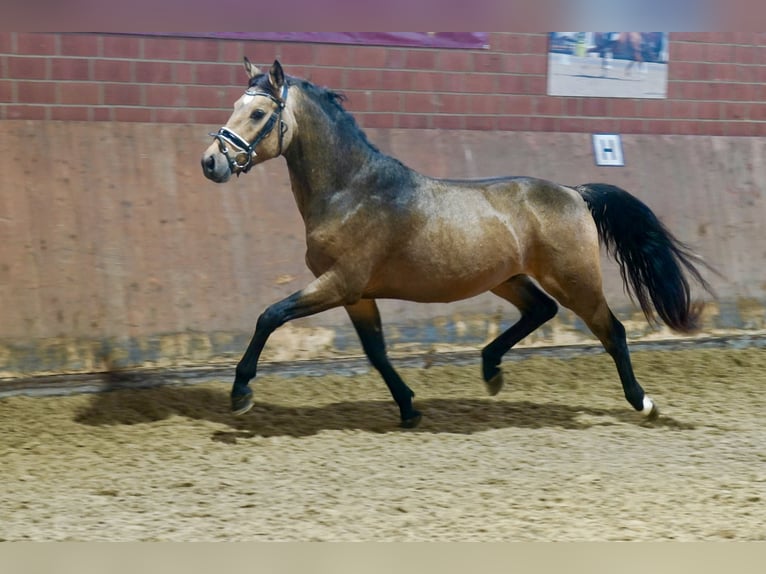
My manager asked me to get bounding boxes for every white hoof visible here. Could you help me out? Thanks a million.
[641,396,659,420]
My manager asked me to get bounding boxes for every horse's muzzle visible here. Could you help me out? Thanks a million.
[201,152,231,183]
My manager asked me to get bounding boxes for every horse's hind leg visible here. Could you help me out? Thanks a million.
[482,275,558,395]
[537,276,658,419]
[345,299,422,428]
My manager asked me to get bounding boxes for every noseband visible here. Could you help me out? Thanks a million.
[209,83,289,175]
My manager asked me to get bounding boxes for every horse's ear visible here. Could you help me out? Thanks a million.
[268,60,285,92]
[243,57,261,79]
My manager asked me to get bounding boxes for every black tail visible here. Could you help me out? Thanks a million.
[575,183,715,333]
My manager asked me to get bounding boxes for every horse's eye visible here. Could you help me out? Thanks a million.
[250,109,266,121]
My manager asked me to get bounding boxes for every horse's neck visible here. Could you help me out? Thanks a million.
[283,102,378,219]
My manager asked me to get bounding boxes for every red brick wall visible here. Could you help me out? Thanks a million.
[1,32,765,136]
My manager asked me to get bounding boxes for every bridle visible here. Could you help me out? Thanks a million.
[209,83,289,175]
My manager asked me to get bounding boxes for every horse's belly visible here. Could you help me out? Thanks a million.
[367,237,522,302]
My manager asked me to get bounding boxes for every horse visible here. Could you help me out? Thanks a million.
[588,32,645,76]
[201,58,714,428]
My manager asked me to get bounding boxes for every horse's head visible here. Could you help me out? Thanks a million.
[201,58,295,183]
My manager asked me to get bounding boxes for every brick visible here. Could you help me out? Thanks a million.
[526,35,548,54]
[142,37,184,61]
[469,94,505,115]
[17,81,57,104]
[353,47,388,69]
[752,122,766,136]
[185,85,223,108]
[704,43,734,63]
[271,43,312,67]
[7,56,48,80]
[194,63,234,86]
[219,40,245,64]
[378,70,414,91]
[724,121,755,137]
[534,96,562,116]
[93,59,133,82]
[438,93,470,114]
[696,102,722,120]
[113,107,152,122]
[309,67,344,89]
[342,91,369,113]
[586,118,621,133]
[464,116,496,130]
[669,100,695,119]
[184,39,220,62]
[581,98,610,117]
[462,74,496,94]
[673,42,706,62]
[144,84,185,107]
[523,76,546,95]
[403,92,438,114]
[504,95,533,115]
[497,34,529,54]
[153,108,193,123]
[473,52,506,74]
[409,71,440,92]
[174,63,196,84]
[0,80,13,103]
[59,82,102,105]
[437,50,472,72]
[497,74,526,94]
[16,33,57,55]
[313,45,353,67]
[641,100,668,118]
[619,119,646,134]
[384,49,408,69]
[562,97,583,117]
[437,73,465,93]
[102,35,141,59]
[50,58,91,81]
[514,54,546,75]
[497,116,531,131]
[6,104,48,120]
[527,116,557,132]
[0,32,13,53]
[748,103,766,121]
[724,102,748,120]
[431,115,465,130]
[559,118,589,133]
[359,113,396,129]
[193,109,230,125]
[134,61,174,83]
[92,108,112,121]
[345,69,381,90]
[404,50,438,70]
[59,34,100,57]
[50,106,91,121]
[104,84,143,106]
[371,91,402,112]
[610,98,639,118]
[397,114,431,129]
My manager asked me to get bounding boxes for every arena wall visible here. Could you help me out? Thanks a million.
[1,33,764,377]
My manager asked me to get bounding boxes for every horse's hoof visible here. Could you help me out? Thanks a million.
[641,396,659,421]
[231,389,254,416]
[485,371,504,396]
[400,410,422,429]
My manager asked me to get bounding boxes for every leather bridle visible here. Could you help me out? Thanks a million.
[209,83,289,175]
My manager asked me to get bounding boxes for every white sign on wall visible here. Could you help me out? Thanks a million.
[592,134,625,167]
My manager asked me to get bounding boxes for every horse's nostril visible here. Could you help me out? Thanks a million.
[204,155,216,171]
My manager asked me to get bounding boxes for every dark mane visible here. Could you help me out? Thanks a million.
[248,73,383,155]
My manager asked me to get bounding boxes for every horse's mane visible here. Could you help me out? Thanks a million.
[248,73,383,155]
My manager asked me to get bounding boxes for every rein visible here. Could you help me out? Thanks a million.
[209,83,289,175]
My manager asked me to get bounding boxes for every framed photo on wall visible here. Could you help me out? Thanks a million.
[547,32,669,98]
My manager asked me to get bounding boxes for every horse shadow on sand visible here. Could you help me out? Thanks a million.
[73,372,695,441]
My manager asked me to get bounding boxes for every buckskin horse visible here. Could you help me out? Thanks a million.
[201,59,713,428]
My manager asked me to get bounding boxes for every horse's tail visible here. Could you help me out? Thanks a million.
[575,183,715,333]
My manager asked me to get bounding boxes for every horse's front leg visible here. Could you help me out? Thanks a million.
[231,270,354,415]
